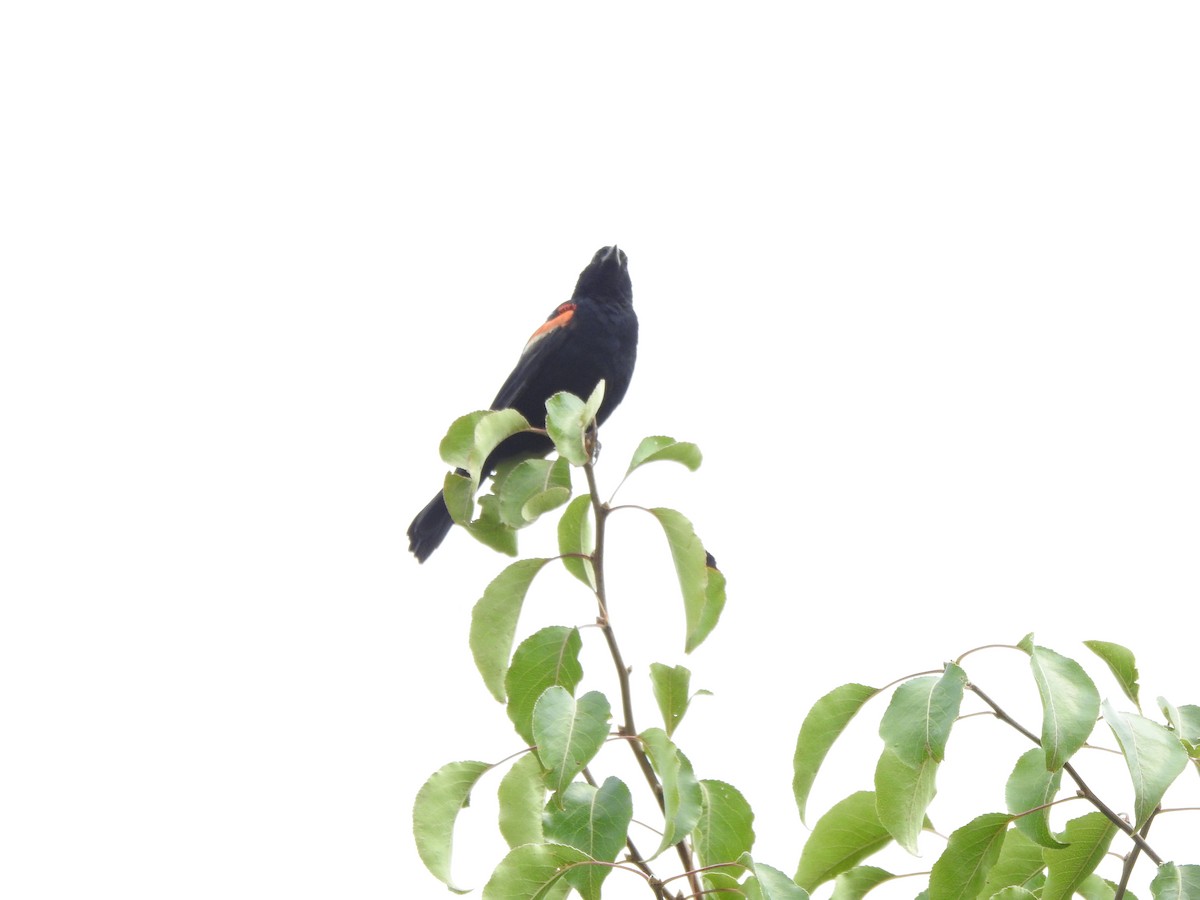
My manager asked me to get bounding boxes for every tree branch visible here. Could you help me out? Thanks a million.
[967,683,1163,865]
[585,455,703,900]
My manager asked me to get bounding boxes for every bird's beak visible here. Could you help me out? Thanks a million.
[601,245,624,267]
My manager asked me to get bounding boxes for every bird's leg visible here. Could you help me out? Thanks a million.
[585,421,601,463]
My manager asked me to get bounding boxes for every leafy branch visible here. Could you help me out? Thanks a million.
[413,390,1199,899]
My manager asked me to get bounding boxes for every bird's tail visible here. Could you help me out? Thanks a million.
[407,490,454,562]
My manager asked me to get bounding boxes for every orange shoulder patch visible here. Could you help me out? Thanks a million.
[525,302,575,346]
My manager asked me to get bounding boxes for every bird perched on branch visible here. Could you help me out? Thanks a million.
[407,245,639,562]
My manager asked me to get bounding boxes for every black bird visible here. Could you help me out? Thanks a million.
[408,245,638,561]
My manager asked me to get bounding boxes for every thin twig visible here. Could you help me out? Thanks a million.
[1113,810,1156,900]
[585,454,703,900]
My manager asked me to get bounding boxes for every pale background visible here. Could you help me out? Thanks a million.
[3,3,1198,898]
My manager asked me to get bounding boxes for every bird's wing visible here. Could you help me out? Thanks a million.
[488,301,577,412]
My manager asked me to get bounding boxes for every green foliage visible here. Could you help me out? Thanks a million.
[980,827,1046,896]
[498,753,547,849]
[470,558,552,702]
[1005,748,1068,849]
[829,865,897,899]
[1152,863,1200,900]
[647,507,725,653]
[640,727,703,857]
[412,759,492,893]
[1043,812,1119,899]
[624,435,703,477]
[874,747,938,855]
[498,457,573,527]
[793,683,879,824]
[693,779,755,891]
[740,854,811,899]
[1086,639,1142,710]
[506,627,584,745]
[412,394,1197,897]
[534,688,611,799]
[648,663,709,738]
[1103,700,1189,829]
[794,791,893,890]
[1026,642,1101,771]
[927,812,1010,899]
[482,843,591,900]
[546,382,606,465]
[543,779,632,898]
[556,495,594,589]
[878,663,966,767]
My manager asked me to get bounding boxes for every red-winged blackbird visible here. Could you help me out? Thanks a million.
[407,246,638,562]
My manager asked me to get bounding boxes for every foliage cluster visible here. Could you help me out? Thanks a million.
[413,386,1198,899]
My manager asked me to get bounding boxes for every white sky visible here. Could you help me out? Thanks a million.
[3,3,1199,898]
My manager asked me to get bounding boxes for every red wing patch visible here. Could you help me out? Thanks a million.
[524,301,575,350]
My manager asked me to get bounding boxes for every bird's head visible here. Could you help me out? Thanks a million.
[573,245,633,306]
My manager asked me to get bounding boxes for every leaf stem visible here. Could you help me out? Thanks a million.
[954,643,1024,665]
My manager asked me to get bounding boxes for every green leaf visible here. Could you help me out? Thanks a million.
[413,760,492,893]
[648,507,724,652]
[988,890,1039,900]
[830,865,896,900]
[625,435,703,476]
[1075,878,1118,897]
[793,683,880,825]
[874,747,938,855]
[542,777,632,899]
[1005,747,1068,848]
[496,458,572,527]
[439,410,489,471]
[1076,873,1134,900]
[879,665,967,768]
[533,688,611,798]
[545,384,605,466]
[1084,640,1141,710]
[698,563,728,652]
[741,854,811,900]
[927,813,1010,900]
[1027,644,1100,771]
[505,627,584,745]
[522,464,572,520]
[440,408,532,481]
[640,727,703,856]
[981,827,1048,898]
[1159,700,1200,776]
[1016,633,1035,654]
[466,490,520,555]
[481,842,592,900]
[497,753,546,849]
[1176,705,1200,744]
[1159,698,1200,747]
[470,558,552,702]
[694,779,755,890]
[1102,700,1189,828]
[1151,863,1200,900]
[556,494,595,589]
[444,470,476,525]
[649,662,709,737]
[1041,812,1118,900]
[794,791,893,891]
